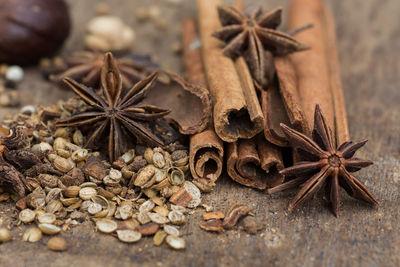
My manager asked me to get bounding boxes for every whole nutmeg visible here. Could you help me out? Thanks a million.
[0,0,70,65]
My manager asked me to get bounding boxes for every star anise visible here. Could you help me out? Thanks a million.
[56,52,170,162]
[268,105,378,217]
[213,5,309,87]
[50,51,157,90]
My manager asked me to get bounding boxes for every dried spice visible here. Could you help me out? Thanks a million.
[199,219,224,233]
[222,204,252,229]
[212,5,309,87]
[56,52,170,162]
[197,0,265,143]
[268,105,378,217]
[202,211,224,220]
[49,52,157,90]
[0,127,42,197]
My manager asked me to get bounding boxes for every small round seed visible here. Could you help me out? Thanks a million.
[121,149,135,164]
[48,237,68,251]
[64,186,81,198]
[88,202,103,215]
[148,212,169,225]
[31,142,53,154]
[184,181,201,208]
[0,227,11,243]
[45,200,63,214]
[53,137,68,150]
[38,224,61,235]
[139,200,155,213]
[164,225,180,236]
[119,204,133,220]
[166,235,185,250]
[169,168,185,186]
[116,230,142,243]
[73,130,84,146]
[71,149,88,162]
[137,212,151,225]
[153,230,167,246]
[109,169,122,181]
[79,187,97,200]
[96,218,117,233]
[22,227,42,242]
[53,156,75,173]
[144,148,153,163]
[37,213,56,224]
[168,210,185,225]
[152,152,165,168]
[19,209,36,223]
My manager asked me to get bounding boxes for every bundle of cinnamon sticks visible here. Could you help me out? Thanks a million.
[185,0,348,191]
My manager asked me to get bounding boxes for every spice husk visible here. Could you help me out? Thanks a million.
[182,18,224,188]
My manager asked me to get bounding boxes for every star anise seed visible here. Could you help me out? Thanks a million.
[56,52,170,162]
[268,105,378,217]
[213,5,309,87]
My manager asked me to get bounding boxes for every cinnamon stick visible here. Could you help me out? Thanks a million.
[287,0,335,132]
[261,80,291,147]
[183,18,224,188]
[287,0,349,143]
[226,135,284,190]
[274,56,310,136]
[196,0,264,143]
[324,5,349,144]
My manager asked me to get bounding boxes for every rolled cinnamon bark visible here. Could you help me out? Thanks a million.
[287,0,335,132]
[261,80,291,147]
[274,56,310,136]
[227,135,284,190]
[196,0,264,143]
[324,5,350,144]
[183,19,224,188]
[287,0,349,144]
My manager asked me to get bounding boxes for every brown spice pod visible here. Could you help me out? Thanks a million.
[142,71,211,135]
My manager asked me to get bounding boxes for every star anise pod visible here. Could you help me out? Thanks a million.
[213,5,309,87]
[56,52,170,162]
[49,51,157,90]
[268,105,378,217]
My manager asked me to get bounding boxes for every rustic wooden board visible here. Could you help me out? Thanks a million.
[0,0,399,266]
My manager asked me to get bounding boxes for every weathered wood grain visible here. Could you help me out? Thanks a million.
[0,0,399,266]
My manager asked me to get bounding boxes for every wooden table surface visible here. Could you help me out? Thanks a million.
[0,0,398,266]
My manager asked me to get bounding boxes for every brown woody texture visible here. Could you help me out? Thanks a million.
[183,18,224,187]
[196,0,264,143]
[287,0,335,132]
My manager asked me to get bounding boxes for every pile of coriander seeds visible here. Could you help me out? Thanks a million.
[0,99,204,251]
